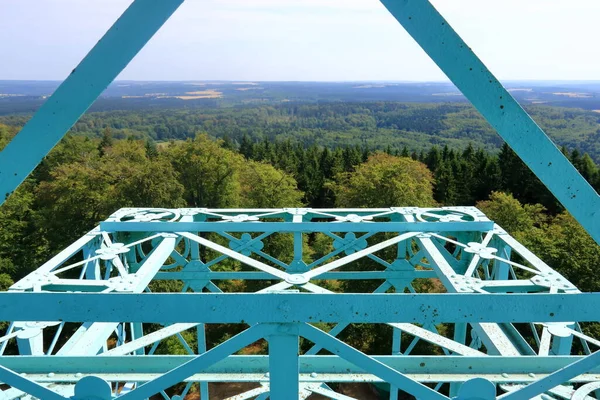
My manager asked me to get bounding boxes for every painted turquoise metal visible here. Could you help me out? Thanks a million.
[0,207,598,399]
[1,0,600,399]
[379,0,600,245]
[0,0,184,203]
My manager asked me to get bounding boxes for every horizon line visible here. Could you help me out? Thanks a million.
[1,79,600,84]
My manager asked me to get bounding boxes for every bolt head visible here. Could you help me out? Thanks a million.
[285,274,309,285]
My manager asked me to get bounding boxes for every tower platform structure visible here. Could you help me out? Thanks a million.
[0,207,599,399]
[1,0,600,399]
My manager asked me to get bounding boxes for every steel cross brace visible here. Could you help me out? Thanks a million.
[379,0,600,243]
[0,0,184,204]
[0,0,596,250]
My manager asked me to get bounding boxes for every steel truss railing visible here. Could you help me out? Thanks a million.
[1,0,599,398]
[1,207,599,399]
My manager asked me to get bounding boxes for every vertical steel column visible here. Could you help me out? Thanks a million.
[131,323,144,356]
[450,323,468,396]
[551,324,575,356]
[493,236,511,280]
[198,323,209,399]
[268,325,300,400]
[83,239,101,279]
[389,327,402,400]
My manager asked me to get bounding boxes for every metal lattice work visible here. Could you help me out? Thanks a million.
[2,0,600,399]
[1,207,599,399]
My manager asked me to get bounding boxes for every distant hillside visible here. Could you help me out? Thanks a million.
[2,102,599,162]
[1,80,600,115]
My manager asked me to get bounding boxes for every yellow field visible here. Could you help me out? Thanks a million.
[552,92,592,98]
[158,89,223,100]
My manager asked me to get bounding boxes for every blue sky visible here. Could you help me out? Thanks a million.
[1,0,599,81]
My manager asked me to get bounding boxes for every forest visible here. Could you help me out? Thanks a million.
[2,102,600,160]
[0,118,599,301]
[0,102,599,397]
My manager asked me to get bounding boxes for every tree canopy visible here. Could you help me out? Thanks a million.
[331,153,435,208]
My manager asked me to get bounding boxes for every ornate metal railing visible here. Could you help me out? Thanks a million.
[0,207,599,399]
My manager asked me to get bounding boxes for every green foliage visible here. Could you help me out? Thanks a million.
[0,112,599,361]
[0,273,13,291]
[533,213,600,292]
[330,153,435,207]
[0,181,42,278]
[5,102,599,161]
[498,144,560,212]
[166,135,243,207]
[166,135,304,208]
[36,140,185,250]
[477,192,600,292]
[156,330,197,356]
[0,123,18,151]
[477,192,546,235]
[239,161,303,208]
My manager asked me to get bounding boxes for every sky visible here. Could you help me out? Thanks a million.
[1,0,599,82]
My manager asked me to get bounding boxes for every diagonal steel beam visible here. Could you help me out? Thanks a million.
[301,281,485,357]
[299,324,449,400]
[0,366,66,400]
[418,236,520,356]
[104,323,198,356]
[499,350,600,399]
[379,0,600,244]
[0,0,184,205]
[117,324,275,400]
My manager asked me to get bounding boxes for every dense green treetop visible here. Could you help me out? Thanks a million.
[331,153,435,208]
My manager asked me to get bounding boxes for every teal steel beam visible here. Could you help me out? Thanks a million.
[0,0,184,204]
[499,350,600,399]
[299,324,448,400]
[3,372,600,386]
[379,0,600,243]
[155,270,438,281]
[117,325,274,400]
[1,293,600,323]
[100,220,494,233]
[0,366,65,400]
[268,328,300,399]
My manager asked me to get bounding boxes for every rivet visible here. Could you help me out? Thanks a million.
[47,372,55,377]
[75,372,83,378]
[310,372,318,378]
[501,373,509,378]
[528,373,536,378]
[265,372,270,378]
